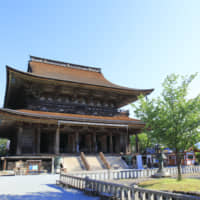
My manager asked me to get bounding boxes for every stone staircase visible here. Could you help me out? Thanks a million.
[86,155,104,171]
[105,156,129,169]
[62,155,128,172]
[63,156,84,172]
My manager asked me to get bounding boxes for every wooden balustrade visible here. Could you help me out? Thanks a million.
[59,173,200,200]
[80,152,90,170]
[99,152,111,169]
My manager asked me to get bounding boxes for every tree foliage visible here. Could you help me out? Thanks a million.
[133,73,200,180]
[130,132,156,154]
[0,138,7,156]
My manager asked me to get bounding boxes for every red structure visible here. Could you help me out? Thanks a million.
[167,152,196,166]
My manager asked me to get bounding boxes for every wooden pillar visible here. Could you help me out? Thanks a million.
[16,127,23,155]
[55,127,60,154]
[33,129,36,155]
[67,134,71,153]
[68,135,74,153]
[135,134,140,153]
[103,135,107,152]
[93,132,97,153]
[75,131,79,153]
[72,134,76,153]
[109,133,113,153]
[127,133,131,153]
[125,133,129,154]
[120,134,123,153]
[115,135,120,153]
[87,134,92,153]
[3,158,7,171]
[51,157,55,173]
[36,127,41,155]
[123,134,126,153]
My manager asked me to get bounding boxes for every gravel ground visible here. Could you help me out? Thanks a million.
[0,174,100,200]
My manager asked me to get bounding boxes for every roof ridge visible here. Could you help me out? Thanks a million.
[29,55,101,73]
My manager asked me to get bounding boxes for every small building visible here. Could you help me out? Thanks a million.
[166,152,195,166]
[0,56,153,172]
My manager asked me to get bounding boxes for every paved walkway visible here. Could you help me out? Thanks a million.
[0,174,99,200]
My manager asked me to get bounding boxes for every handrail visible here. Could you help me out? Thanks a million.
[66,165,200,181]
[80,152,90,170]
[59,173,200,200]
[99,152,111,169]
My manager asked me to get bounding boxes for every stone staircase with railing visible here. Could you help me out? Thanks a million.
[62,156,84,172]
[105,155,129,169]
[86,155,104,171]
[62,154,129,172]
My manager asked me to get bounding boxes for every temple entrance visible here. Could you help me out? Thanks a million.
[40,132,54,154]
[112,136,118,153]
[79,135,86,152]
[96,135,102,152]
[107,136,110,153]
[21,130,34,154]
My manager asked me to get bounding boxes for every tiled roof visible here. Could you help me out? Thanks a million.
[28,58,153,94]
[29,61,132,90]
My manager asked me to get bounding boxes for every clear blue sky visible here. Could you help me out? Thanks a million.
[0,0,200,114]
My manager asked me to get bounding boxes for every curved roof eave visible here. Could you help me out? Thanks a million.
[4,66,12,108]
[6,65,154,95]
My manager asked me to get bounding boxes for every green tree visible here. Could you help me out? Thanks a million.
[195,152,200,163]
[0,138,7,156]
[133,73,200,180]
[130,132,156,154]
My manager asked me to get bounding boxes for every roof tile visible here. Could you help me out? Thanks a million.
[29,61,144,91]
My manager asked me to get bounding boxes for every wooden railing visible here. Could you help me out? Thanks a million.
[68,165,200,180]
[99,152,111,169]
[80,152,90,170]
[59,173,200,200]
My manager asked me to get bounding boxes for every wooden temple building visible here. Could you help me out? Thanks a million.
[0,56,153,172]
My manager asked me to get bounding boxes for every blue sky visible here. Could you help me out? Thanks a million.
[0,0,200,114]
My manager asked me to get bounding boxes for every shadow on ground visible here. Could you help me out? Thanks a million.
[0,184,100,200]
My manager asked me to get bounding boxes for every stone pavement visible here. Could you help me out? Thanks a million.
[0,174,100,200]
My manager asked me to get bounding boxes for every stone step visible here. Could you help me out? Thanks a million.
[105,156,129,169]
[63,156,84,172]
[86,156,104,170]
